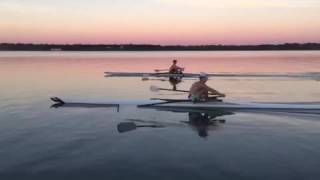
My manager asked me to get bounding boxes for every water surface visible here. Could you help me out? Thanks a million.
[0,51,320,180]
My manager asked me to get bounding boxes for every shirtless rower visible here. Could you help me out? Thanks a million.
[189,73,225,102]
[169,59,184,74]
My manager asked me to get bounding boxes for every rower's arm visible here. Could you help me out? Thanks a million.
[206,85,225,97]
[177,65,184,71]
[169,65,185,72]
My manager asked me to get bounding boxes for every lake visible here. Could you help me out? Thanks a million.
[0,51,320,180]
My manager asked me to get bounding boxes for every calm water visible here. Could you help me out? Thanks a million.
[0,51,320,180]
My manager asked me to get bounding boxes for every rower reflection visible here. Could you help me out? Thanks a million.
[142,76,184,92]
[183,112,227,138]
[169,77,182,91]
[117,109,234,137]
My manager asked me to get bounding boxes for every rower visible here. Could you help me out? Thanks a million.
[188,73,225,102]
[169,59,184,74]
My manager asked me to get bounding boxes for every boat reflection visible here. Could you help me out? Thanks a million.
[118,108,234,138]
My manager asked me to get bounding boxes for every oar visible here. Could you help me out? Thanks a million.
[117,122,164,133]
[150,85,189,93]
[154,69,169,72]
[150,85,225,98]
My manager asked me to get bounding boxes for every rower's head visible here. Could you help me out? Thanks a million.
[173,59,177,64]
[199,72,208,83]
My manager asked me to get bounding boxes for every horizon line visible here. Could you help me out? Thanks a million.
[1,42,320,46]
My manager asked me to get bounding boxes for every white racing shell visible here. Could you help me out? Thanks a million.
[51,97,320,111]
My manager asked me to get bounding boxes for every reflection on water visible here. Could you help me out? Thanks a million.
[1,51,320,180]
[117,121,165,133]
[50,97,120,111]
[185,111,228,138]
[169,77,183,90]
[117,109,232,138]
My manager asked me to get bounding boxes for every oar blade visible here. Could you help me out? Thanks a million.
[150,85,160,92]
[117,122,137,133]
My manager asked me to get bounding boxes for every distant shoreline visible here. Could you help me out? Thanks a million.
[1,43,320,51]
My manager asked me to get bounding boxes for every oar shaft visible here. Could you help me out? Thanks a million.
[157,88,222,96]
[150,85,225,97]
[159,88,189,93]
[155,69,169,72]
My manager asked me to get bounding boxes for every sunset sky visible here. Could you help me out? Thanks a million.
[1,0,320,45]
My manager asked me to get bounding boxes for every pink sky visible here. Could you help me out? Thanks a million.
[1,0,320,45]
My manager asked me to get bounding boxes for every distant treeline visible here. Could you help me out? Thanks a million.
[1,43,320,51]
